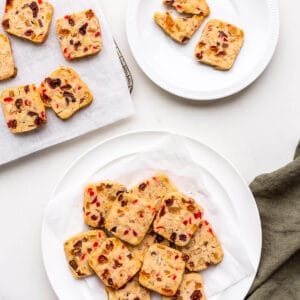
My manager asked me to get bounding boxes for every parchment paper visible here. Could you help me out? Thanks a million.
[0,0,134,166]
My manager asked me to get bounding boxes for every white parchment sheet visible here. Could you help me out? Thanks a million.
[0,0,134,165]
[45,135,254,299]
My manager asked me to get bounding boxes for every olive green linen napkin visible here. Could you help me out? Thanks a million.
[246,143,300,299]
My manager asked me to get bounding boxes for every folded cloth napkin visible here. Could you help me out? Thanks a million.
[246,143,300,299]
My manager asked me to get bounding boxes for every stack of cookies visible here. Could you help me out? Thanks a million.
[0,1,103,134]
[154,0,245,70]
[64,174,224,299]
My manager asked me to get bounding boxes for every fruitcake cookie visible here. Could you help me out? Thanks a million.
[179,220,224,271]
[154,12,204,44]
[139,244,185,296]
[0,34,17,81]
[39,66,93,119]
[163,0,210,16]
[129,174,177,209]
[88,238,142,290]
[105,193,157,245]
[2,0,53,43]
[162,273,207,300]
[64,230,107,279]
[83,181,127,229]
[56,9,102,60]
[153,192,204,246]
[127,229,172,262]
[0,84,46,133]
[106,276,151,300]
[195,19,244,70]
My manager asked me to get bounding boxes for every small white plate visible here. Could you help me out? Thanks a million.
[42,131,261,300]
[127,0,279,100]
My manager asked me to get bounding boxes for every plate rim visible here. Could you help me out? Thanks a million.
[126,0,280,100]
[41,130,262,299]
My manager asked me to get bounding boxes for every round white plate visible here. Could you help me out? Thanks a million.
[42,131,261,299]
[127,0,279,100]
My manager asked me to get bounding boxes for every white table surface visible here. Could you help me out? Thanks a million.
[0,1,299,299]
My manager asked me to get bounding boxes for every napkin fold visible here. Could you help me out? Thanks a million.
[247,143,300,299]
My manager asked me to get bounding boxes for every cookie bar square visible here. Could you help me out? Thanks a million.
[0,84,46,133]
[56,9,102,60]
[162,273,207,300]
[129,174,177,209]
[64,230,108,279]
[195,19,244,70]
[2,0,53,43]
[0,34,17,81]
[39,66,93,119]
[127,229,172,262]
[154,12,204,44]
[83,181,127,229]
[179,220,224,271]
[106,276,151,300]
[153,192,204,246]
[163,0,210,16]
[88,238,142,290]
[105,193,157,245]
[139,244,185,296]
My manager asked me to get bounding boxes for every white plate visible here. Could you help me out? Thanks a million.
[42,131,261,300]
[127,0,279,100]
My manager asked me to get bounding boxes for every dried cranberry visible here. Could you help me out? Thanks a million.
[29,1,39,18]
[179,234,187,241]
[159,206,166,217]
[91,215,97,221]
[68,18,75,26]
[85,9,94,19]
[8,119,17,129]
[98,255,108,264]
[63,91,76,105]
[25,30,34,36]
[74,41,82,50]
[106,241,114,251]
[165,198,174,206]
[108,278,114,286]
[35,116,44,126]
[6,0,13,6]
[2,19,9,30]
[170,232,177,242]
[24,85,30,93]
[121,200,128,207]
[27,111,38,117]
[73,240,82,248]
[45,78,61,89]
[15,98,23,109]
[138,183,147,191]
[182,253,189,262]
[79,23,88,35]
[113,259,122,268]
[219,30,228,38]
[190,290,202,300]
[41,93,51,105]
[69,260,78,270]
[61,84,72,90]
